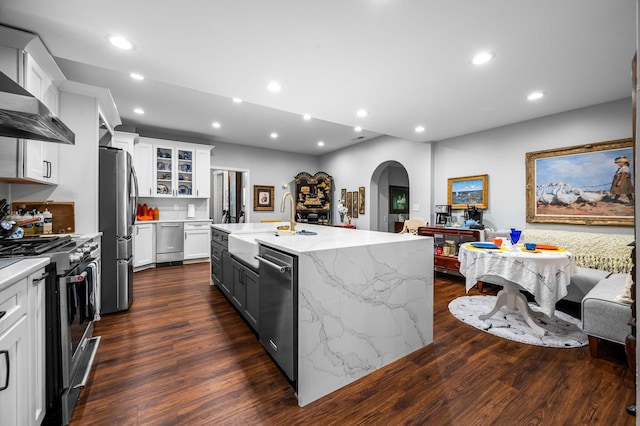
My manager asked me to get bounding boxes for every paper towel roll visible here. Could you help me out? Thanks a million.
[187,204,195,218]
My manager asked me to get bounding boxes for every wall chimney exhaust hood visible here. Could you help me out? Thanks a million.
[0,70,75,145]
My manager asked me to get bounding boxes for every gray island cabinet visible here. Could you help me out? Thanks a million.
[211,223,434,407]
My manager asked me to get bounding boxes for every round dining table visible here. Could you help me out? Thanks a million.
[457,242,578,336]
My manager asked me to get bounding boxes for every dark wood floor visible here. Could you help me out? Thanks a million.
[70,263,635,425]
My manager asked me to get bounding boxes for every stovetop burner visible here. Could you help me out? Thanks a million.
[0,235,73,257]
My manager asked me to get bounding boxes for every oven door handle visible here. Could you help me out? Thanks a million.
[64,257,99,283]
[66,270,88,284]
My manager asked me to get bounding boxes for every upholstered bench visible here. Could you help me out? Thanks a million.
[581,273,632,356]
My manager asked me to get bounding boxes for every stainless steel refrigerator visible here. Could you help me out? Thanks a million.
[99,146,139,314]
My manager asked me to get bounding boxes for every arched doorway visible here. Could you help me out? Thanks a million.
[369,161,409,232]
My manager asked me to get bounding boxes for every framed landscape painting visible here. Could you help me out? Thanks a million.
[525,138,633,226]
[447,175,488,209]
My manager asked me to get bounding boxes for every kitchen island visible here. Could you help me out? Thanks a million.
[212,223,433,406]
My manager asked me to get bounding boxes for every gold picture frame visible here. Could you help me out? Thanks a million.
[525,138,633,226]
[253,185,274,211]
[447,175,488,210]
[359,187,365,214]
[352,191,358,218]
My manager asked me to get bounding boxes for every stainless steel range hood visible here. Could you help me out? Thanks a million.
[0,70,75,145]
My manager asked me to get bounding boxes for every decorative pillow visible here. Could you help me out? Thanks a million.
[616,273,634,304]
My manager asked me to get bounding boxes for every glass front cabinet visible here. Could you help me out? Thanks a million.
[155,146,194,197]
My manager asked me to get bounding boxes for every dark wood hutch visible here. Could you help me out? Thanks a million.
[294,171,332,225]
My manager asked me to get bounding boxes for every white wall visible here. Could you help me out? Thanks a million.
[210,141,319,223]
[319,136,433,231]
[433,98,634,235]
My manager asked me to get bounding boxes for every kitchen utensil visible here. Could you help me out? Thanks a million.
[16,217,40,226]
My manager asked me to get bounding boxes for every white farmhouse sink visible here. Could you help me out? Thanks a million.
[228,233,262,268]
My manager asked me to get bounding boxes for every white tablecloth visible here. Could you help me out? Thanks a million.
[458,243,578,318]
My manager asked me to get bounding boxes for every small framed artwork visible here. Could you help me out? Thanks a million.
[341,188,347,204]
[352,191,359,218]
[389,185,409,214]
[347,191,353,217]
[359,186,365,214]
[447,175,488,210]
[253,185,274,211]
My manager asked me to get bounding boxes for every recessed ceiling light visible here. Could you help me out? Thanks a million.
[356,109,368,117]
[133,108,144,115]
[270,132,278,139]
[267,81,282,92]
[415,126,425,133]
[471,51,495,65]
[527,91,546,101]
[212,122,221,128]
[303,114,312,121]
[107,35,135,50]
[354,126,362,132]
[317,141,324,147]
[130,72,144,81]
[232,97,243,103]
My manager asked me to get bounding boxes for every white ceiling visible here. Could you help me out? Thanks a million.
[0,0,636,155]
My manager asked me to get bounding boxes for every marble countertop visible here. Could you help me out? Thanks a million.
[211,222,289,234]
[0,257,50,292]
[254,224,423,255]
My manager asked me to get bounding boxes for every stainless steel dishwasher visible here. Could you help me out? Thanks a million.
[156,222,184,263]
[256,244,298,382]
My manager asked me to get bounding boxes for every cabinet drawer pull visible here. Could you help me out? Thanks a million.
[0,350,9,391]
[32,272,49,284]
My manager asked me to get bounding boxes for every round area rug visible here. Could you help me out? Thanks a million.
[448,295,588,348]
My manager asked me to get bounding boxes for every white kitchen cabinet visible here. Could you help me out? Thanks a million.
[155,145,194,197]
[193,148,211,198]
[133,223,156,268]
[0,26,65,185]
[111,131,138,156]
[133,142,153,197]
[0,316,29,426]
[183,222,211,260]
[136,137,211,198]
[21,54,60,184]
[0,273,30,426]
[27,269,47,426]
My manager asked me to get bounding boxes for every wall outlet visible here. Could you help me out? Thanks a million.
[383,215,387,222]
[174,204,179,210]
